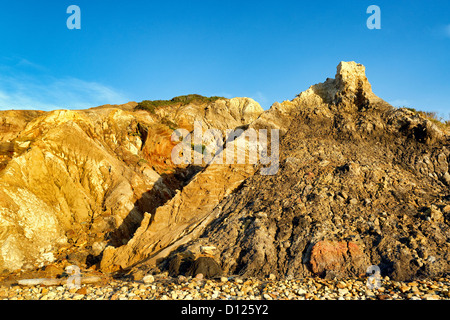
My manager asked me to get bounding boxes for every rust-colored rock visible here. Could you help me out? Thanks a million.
[309,241,367,277]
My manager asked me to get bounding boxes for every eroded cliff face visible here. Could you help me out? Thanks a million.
[108,62,449,281]
[1,62,449,282]
[166,62,449,281]
[0,97,263,273]
[0,107,156,272]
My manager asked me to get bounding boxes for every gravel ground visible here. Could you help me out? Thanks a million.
[1,275,450,300]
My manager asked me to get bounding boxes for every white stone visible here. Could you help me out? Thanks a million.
[143,275,154,284]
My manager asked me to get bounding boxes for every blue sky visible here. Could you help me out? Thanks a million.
[0,0,449,118]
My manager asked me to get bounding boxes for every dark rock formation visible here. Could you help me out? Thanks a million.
[186,257,222,279]
[173,62,450,281]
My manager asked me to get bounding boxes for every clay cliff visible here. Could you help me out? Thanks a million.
[0,96,263,273]
[0,62,449,281]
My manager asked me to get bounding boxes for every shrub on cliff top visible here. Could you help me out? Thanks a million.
[135,94,225,114]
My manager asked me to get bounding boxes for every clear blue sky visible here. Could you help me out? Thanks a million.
[0,0,449,118]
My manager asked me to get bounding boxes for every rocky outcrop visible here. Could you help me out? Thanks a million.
[0,108,161,272]
[309,241,368,278]
[0,97,262,273]
[100,161,256,273]
[1,62,448,283]
[163,62,450,281]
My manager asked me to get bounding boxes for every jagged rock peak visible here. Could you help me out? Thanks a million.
[293,61,386,112]
[252,61,386,132]
[335,61,373,97]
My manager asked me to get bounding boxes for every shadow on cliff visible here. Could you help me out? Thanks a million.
[105,165,204,248]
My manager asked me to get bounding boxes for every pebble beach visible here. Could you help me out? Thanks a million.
[1,275,449,301]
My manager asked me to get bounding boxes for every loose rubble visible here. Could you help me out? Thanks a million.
[1,274,449,300]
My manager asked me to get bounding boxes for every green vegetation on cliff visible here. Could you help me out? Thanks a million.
[135,94,225,114]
